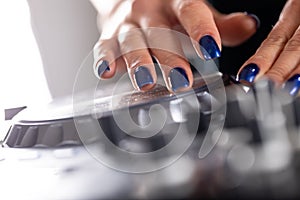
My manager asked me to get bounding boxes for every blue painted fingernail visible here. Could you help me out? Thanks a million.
[238,63,260,83]
[199,35,221,60]
[169,67,189,92]
[246,13,261,29]
[283,74,300,96]
[97,60,110,77]
[135,66,154,89]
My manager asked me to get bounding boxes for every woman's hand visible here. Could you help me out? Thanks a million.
[91,0,258,92]
[237,0,300,96]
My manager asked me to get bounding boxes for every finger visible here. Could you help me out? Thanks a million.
[117,23,157,91]
[140,16,193,92]
[155,51,193,93]
[266,26,300,83]
[172,0,221,60]
[238,0,300,84]
[207,2,259,47]
[93,39,119,79]
[114,56,127,74]
[214,12,259,47]
[283,68,300,97]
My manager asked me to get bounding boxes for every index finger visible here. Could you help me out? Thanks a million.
[172,0,221,60]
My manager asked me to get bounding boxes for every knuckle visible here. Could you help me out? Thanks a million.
[267,67,287,82]
[147,31,163,43]
[178,0,201,16]
[250,54,270,65]
[95,39,116,54]
[263,34,289,48]
[94,40,106,52]
[160,53,185,67]
[125,51,150,68]
[285,34,300,52]
[130,0,141,11]
[288,0,300,11]
[146,16,176,31]
[163,53,178,64]
[190,23,212,39]
[131,0,147,14]
[125,29,144,41]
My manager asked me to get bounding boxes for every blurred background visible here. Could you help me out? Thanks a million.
[0,0,104,142]
[0,0,100,124]
[0,1,50,109]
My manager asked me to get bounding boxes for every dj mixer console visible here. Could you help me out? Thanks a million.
[1,65,300,199]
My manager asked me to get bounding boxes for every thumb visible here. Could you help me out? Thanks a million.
[210,7,260,47]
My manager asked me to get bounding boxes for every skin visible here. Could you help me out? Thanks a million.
[238,0,300,85]
[91,0,287,92]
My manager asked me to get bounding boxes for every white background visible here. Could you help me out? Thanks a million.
[0,1,51,110]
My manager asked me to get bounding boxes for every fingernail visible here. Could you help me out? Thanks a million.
[245,12,261,29]
[199,35,221,60]
[238,63,260,83]
[97,60,110,77]
[169,67,189,92]
[134,66,154,89]
[283,74,300,96]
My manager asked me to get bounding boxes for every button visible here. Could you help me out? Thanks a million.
[6,126,22,147]
[19,126,38,147]
[41,124,63,147]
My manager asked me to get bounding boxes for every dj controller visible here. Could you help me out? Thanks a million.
[1,57,300,199]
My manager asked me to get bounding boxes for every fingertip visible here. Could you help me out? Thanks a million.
[93,39,119,79]
[217,12,259,47]
[94,59,116,79]
[134,66,156,91]
[283,74,300,97]
[245,12,261,30]
[199,35,222,60]
[168,67,193,93]
[237,63,260,85]
[95,60,110,78]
